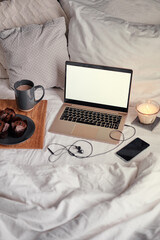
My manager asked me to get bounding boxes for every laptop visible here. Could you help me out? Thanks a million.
[49,61,133,144]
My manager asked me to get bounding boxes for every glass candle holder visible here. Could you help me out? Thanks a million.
[136,99,159,124]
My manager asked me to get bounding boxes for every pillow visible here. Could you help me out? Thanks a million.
[60,0,160,24]
[59,0,73,19]
[0,17,69,89]
[0,62,8,78]
[0,0,68,78]
[68,2,160,82]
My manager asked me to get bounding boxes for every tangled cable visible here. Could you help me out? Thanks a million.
[47,124,136,162]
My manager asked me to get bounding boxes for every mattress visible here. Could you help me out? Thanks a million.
[0,78,160,239]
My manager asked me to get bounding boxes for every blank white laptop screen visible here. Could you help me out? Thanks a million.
[65,63,132,110]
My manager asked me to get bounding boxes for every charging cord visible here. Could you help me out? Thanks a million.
[47,124,136,162]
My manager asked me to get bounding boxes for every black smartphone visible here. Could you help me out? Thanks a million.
[116,137,150,161]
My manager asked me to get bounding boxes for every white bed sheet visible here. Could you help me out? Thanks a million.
[0,79,160,240]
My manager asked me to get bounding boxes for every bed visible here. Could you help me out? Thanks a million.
[0,0,160,239]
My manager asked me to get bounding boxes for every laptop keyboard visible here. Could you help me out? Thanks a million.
[60,107,122,129]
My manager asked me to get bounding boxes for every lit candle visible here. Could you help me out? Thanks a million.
[137,103,159,115]
[136,100,159,124]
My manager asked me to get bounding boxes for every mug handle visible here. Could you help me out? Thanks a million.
[34,85,45,105]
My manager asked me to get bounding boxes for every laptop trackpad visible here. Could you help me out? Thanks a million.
[72,125,98,139]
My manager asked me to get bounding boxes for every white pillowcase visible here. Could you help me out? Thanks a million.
[0,0,68,78]
[59,0,72,19]
[0,17,69,89]
[68,2,160,82]
[60,0,160,24]
[0,62,8,78]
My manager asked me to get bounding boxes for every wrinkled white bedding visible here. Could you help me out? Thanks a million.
[0,79,160,240]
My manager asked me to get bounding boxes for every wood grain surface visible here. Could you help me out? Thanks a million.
[0,99,47,149]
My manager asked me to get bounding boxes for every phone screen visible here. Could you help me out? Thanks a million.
[116,137,150,161]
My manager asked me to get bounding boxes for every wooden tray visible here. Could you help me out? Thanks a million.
[0,99,47,149]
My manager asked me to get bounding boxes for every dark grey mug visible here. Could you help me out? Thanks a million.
[14,80,45,111]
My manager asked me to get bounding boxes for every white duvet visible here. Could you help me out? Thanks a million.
[0,79,160,240]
